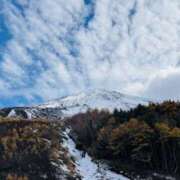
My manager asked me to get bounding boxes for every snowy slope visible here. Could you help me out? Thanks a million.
[63,129,129,180]
[38,89,149,117]
[1,89,150,119]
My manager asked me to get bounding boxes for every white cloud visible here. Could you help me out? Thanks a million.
[143,68,180,101]
[0,0,180,103]
[1,55,24,78]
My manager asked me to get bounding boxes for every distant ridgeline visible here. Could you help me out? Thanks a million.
[68,101,180,179]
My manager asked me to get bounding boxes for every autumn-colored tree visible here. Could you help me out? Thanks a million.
[110,119,154,164]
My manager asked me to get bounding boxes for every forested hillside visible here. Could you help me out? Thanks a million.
[68,101,180,179]
[0,118,79,180]
[1,101,180,179]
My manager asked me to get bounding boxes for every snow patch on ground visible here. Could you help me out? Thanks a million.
[63,129,129,180]
[8,109,16,117]
[24,110,32,119]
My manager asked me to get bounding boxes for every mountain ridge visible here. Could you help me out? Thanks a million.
[0,89,150,119]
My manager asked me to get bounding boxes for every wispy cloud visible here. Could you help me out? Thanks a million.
[0,0,180,105]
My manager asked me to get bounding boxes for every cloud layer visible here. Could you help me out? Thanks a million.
[0,0,180,106]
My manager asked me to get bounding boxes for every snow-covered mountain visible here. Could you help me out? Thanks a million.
[0,89,149,119]
[0,90,152,180]
[38,89,149,117]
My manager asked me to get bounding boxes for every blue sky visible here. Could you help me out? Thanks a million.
[0,16,11,47]
[0,1,43,106]
[0,0,180,107]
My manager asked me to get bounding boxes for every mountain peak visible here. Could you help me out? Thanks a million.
[37,89,149,117]
[1,89,149,119]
